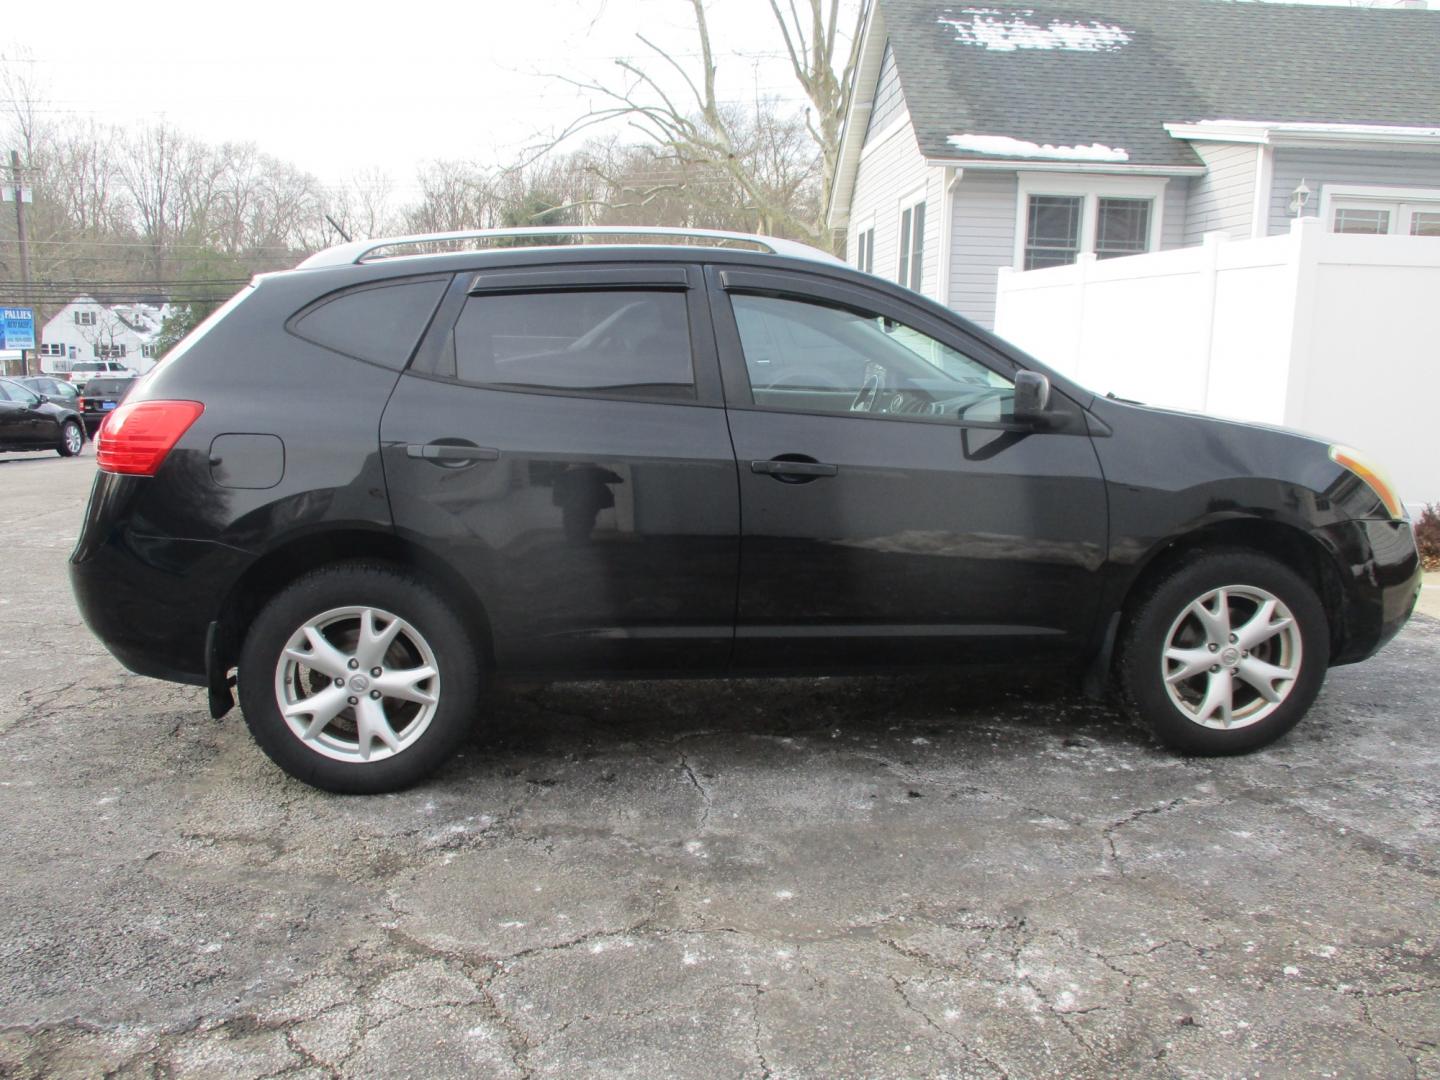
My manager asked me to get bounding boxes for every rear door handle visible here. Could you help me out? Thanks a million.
[406,441,500,464]
[750,457,838,480]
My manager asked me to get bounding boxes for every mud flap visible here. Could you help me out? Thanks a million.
[205,621,235,719]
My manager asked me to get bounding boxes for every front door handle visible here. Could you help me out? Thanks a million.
[750,457,839,481]
[406,441,500,466]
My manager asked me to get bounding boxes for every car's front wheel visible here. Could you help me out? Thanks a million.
[237,561,481,793]
[1116,549,1330,754]
[57,420,84,457]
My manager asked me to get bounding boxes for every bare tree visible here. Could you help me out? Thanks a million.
[542,0,863,245]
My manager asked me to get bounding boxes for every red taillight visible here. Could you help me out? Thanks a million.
[96,400,204,476]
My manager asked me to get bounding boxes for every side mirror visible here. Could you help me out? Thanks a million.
[1013,370,1052,425]
[37,393,50,404]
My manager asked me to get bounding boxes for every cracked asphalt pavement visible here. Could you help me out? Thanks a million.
[2,449,1438,1079]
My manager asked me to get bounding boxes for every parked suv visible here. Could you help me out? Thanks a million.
[77,376,139,434]
[68,360,133,393]
[70,228,1422,793]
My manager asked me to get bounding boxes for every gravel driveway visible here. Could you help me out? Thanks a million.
[2,449,1437,1079]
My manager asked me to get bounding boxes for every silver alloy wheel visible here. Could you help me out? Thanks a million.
[274,605,441,763]
[64,423,83,455]
[1161,585,1302,730]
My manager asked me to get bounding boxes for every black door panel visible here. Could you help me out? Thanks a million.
[381,265,739,675]
[726,409,1107,666]
[707,269,1108,669]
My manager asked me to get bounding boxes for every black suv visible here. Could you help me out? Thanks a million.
[69,228,1422,793]
[77,376,139,434]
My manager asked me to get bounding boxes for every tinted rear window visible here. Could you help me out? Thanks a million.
[290,276,448,369]
[86,379,136,395]
[451,290,695,400]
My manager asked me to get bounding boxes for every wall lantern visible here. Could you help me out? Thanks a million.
[1289,179,1312,217]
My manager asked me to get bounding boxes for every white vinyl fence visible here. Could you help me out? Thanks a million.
[994,216,1440,510]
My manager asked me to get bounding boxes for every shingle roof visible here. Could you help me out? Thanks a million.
[879,0,1440,169]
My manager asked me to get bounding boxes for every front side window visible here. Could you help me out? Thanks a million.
[452,289,694,401]
[729,293,1014,423]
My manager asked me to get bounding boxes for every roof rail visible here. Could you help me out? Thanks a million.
[295,226,845,270]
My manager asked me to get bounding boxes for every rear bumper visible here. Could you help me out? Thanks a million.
[1319,518,1422,666]
[69,475,253,685]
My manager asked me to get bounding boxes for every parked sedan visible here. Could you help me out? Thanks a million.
[78,377,139,434]
[0,378,86,457]
[16,375,81,410]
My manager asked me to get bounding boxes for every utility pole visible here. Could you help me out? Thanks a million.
[9,150,33,376]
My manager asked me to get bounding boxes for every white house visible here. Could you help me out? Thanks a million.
[37,297,170,376]
[827,0,1440,507]
[828,0,1440,327]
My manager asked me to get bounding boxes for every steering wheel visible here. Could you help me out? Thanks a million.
[850,363,886,413]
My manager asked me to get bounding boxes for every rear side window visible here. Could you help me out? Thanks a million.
[291,276,448,369]
[451,290,695,400]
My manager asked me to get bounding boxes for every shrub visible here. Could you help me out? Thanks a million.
[1417,504,1440,572]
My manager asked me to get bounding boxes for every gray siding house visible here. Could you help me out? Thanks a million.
[827,0,1440,328]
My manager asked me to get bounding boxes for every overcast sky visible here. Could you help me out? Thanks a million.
[7,0,826,195]
[5,0,1405,193]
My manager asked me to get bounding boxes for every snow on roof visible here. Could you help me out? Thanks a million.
[946,133,1130,161]
[937,8,1131,52]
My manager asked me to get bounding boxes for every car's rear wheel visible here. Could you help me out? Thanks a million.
[1116,549,1330,754]
[237,561,480,793]
[57,420,84,457]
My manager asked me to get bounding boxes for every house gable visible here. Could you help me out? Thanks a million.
[863,42,907,147]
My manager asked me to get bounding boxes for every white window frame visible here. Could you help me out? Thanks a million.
[1013,173,1168,270]
[852,215,876,274]
[897,186,927,292]
[1318,184,1440,236]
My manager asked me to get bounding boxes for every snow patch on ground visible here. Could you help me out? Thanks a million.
[939,9,1131,52]
[946,134,1130,162]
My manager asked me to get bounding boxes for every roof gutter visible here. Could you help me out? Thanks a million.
[1166,120,1440,151]
[924,157,1205,177]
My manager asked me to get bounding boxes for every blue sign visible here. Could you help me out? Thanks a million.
[1,307,35,350]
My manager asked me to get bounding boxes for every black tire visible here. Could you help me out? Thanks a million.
[1116,548,1330,755]
[57,420,84,457]
[238,560,481,793]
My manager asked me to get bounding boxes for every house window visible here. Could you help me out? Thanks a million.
[855,227,875,274]
[93,344,127,359]
[1025,196,1083,270]
[898,200,926,290]
[1016,175,1166,272]
[39,343,66,357]
[1334,207,1391,235]
[1095,198,1153,259]
[1323,186,1440,237]
[74,311,97,326]
[141,344,158,358]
